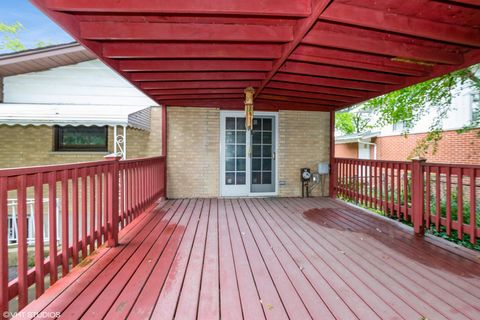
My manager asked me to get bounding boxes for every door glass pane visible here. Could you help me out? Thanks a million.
[226,117,236,130]
[226,158,235,171]
[262,145,271,157]
[252,132,261,144]
[226,145,235,157]
[252,172,261,184]
[226,131,235,143]
[252,145,261,157]
[236,131,246,143]
[263,132,272,144]
[226,172,235,185]
[236,118,245,130]
[236,172,246,185]
[252,159,261,170]
[253,118,261,130]
[263,118,272,131]
[236,145,246,158]
[236,159,246,171]
[262,159,271,171]
[262,172,271,184]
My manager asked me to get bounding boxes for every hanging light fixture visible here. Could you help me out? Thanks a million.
[244,86,255,131]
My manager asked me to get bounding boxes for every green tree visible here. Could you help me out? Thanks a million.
[359,64,480,157]
[335,108,372,135]
[0,22,26,52]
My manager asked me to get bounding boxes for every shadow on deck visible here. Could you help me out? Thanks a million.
[14,197,480,320]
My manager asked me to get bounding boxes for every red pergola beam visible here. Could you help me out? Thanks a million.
[322,3,480,47]
[103,43,282,59]
[43,0,312,17]
[81,22,293,42]
[147,89,244,96]
[303,28,464,65]
[272,73,387,93]
[151,94,243,100]
[280,61,405,84]
[254,0,333,98]
[294,46,432,75]
[140,80,261,90]
[261,88,357,103]
[289,53,428,76]
[258,94,345,107]
[131,72,266,82]
[119,60,273,72]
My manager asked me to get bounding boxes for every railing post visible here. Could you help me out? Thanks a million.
[105,155,121,247]
[329,111,336,198]
[411,157,426,236]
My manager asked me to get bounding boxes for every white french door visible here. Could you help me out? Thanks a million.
[220,111,277,197]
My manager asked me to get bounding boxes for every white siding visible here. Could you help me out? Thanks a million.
[4,60,157,106]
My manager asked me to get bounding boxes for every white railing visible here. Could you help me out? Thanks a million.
[7,198,61,246]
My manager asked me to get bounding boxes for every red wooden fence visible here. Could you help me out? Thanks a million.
[333,157,480,243]
[0,156,165,314]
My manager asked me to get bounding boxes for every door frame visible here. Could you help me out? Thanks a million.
[219,110,279,197]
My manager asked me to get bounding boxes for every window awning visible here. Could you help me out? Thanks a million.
[0,104,152,131]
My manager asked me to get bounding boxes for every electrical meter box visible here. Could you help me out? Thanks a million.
[317,162,329,175]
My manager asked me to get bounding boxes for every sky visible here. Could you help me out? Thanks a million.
[0,0,73,53]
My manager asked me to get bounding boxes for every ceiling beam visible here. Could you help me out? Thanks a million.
[140,80,261,90]
[81,21,293,42]
[119,60,273,72]
[104,43,282,59]
[289,53,428,76]
[152,94,243,100]
[273,73,386,92]
[443,0,480,6]
[261,88,357,103]
[268,81,368,98]
[44,0,312,17]
[254,0,333,98]
[321,3,480,47]
[148,89,244,96]
[280,61,405,84]
[303,29,464,65]
[258,94,345,106]
[131,72,266,82]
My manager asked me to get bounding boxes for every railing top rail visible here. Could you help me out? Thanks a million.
[423,162,480,170]
[0,156,166,178]
[334,157,411,165]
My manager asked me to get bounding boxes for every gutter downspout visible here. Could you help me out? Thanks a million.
[358,139,377,160]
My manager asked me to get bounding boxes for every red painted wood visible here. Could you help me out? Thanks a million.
[44,0,312,16]
[104,43,282,59]
[457,168,464,240]
[34,173,45,298]
[81,168,88,258]
[281,61,404,84]
[72,168,79,266]
[17,175,28,310]
[0,177,8,315]
[161,106,167,199]
[303,28,463,65]
[61,170,69,276]
[141,80,261,90]
[446,166,452,236]
[131,71,266,82]
[88,167,96,253]
[48,172,58,285]
[82,21,293,42]
[120,59,273,72]
[469,169,477,244]
[329,111,336,198]
[323,3,480,47]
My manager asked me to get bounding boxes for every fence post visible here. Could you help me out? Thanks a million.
[105,155,121,247]
[411,157,426,236]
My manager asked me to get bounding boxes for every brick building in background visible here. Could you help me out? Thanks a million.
[336,85,480,165]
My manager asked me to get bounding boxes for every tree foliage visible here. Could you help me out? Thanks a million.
[335,109,372,134]
[336,64,480,158]
[0,22,26,52]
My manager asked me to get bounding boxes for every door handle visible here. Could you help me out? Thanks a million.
[272,151,276,160]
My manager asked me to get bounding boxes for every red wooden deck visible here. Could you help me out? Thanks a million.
[15,197,480,320]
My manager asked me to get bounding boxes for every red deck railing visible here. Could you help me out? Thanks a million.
[333,157,480,243]
[0,156,165,314]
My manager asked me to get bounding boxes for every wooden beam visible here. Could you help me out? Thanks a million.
[81,22,293,42]
[44,0,312,17]
[322,3,480,47]
[140,80,261,90]
[294,45,432,74]
[261,88,357,103]
[303,29,464,65]
[281,61,405,84]
[151,94,243,100]
[131,72,266,82]
[269,80,370,98]
[104,43,282,59]
[119,60,273,72]
[290,53,428,76]
[148,89,243,96]
[258,94,346,106]
[254,0,333,98]
[273,73,386,93]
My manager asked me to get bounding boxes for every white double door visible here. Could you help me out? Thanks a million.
[220,111,277,197]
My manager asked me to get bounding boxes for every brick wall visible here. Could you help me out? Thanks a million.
[0,106,163,169]
[335,143,358,158]
[166,107,220,198]
[374,129,480,164]
[278,110,330,197]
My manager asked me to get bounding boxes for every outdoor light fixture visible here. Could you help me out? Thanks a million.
[244,86,255,130]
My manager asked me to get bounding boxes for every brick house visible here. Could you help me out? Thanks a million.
[335,84,480,164]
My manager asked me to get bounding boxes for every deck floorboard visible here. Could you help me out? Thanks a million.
[13,197,480,320]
